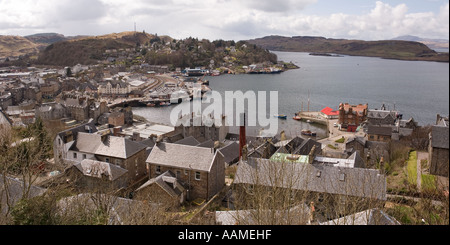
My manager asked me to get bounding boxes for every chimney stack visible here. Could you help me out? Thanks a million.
[239,113,246,160]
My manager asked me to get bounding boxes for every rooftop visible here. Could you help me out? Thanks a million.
[235,157,386,200]
[146,142,220,172]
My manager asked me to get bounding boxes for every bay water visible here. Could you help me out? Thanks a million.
[133,51,449,138]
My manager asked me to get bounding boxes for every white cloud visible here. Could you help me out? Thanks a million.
[0,0,448,41]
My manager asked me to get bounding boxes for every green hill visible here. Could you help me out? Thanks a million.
[35,32,155,66]
[246,35,449,62]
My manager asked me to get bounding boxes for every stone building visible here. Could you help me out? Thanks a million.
[64,159,128,192]
[146,142,225,201]
[67,131,148,185]
[174,114,229,143]
[134,170,187,208]
[429,115,449,177]
[338,103,368,131]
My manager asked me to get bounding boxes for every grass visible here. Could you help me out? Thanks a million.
[334,137,345,143]
[406,151,417,186]
[327,144,338,150]
[421,174,437,192]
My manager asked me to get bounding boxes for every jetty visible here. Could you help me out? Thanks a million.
[297,111,328,126]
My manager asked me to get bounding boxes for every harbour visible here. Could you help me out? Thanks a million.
[133,51,449,138]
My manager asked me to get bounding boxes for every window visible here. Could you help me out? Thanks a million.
[176,170,181,178]
[195,172,201,180]
[73,152,77,159]
[156,166,161,174]
[105,158,110,163]
[184,169,188,175]
[82,154,87,160]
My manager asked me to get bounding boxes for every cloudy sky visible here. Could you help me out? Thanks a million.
[0,0,448,41]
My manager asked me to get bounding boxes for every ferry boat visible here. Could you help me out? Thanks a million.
[301,130,317,136]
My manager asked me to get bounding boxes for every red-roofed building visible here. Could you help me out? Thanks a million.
[320,107,339,119]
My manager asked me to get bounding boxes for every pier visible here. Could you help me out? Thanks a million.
[297,111,328,126]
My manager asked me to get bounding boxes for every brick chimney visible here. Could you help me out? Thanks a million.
[239,113,246,160]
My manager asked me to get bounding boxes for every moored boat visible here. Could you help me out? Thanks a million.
[274,114,287,119]
[293,115,302,120]
[301,130,317,136]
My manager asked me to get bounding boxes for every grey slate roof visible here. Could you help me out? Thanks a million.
[70,132,147,159]
[135,171,185,198]
[431,125,449,149]
[345,136,366,146]
[174,136,200,146]
[146,143,218,172]
[319,208,400,225]
[215,204,310,225]
[73,159,128,181]
[234,158,386,200]
[57,119,98,143]
[196,139,215,148]
[1,174,47,214]
[367,125,392,136]
[218,142,240,164]
[276,136,321,155]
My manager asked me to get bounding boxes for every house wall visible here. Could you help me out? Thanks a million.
[147,153,226,201]
[96,150,148,185]
[346,141,365,157]
[148,163,208,201]
[65,167,127,192]
[429,147,449,177]
[207,152,225,200]
[134,184,183,209]
[67,150,96,164]
[367,134,391,142]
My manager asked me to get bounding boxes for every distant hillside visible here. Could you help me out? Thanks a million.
[0,35,40,58]
[392,35,449,51]
[246,35,449,62]
[25,33,69,45]
[35,32,157,66]
[34,31,278,68]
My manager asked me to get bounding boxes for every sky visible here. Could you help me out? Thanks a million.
[0,0,448,41]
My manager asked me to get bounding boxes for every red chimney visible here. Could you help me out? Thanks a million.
[239,113,246,160]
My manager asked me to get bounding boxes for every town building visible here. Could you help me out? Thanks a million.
[135,170,187,208]
[429,114,449,177]
[146,142,225,201]
[320,107,339,119]
[67,131,148,185]
[53,119,98,165]
[338,103,368,131]
[367,124,393,142]
[64,159,128,192]
[98,80,132,97]
[233,157,386,222]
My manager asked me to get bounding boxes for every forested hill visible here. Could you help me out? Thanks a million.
[34,32,278,67]
[246,35,449,62]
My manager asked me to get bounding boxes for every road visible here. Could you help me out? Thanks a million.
[416,151,429,192]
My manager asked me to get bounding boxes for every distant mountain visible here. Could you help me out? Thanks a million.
[246,35,449,62]
[25,33,69,45]
[391,35,449,50]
